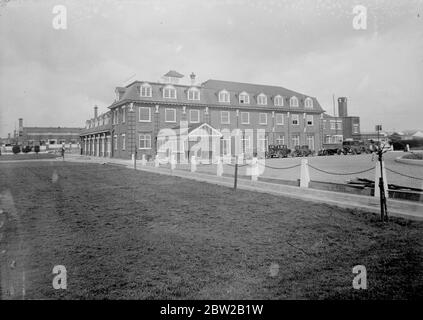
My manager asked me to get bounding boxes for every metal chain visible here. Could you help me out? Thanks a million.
[385,167,423,181]
[308,164,374,176]
[258,163,301,170]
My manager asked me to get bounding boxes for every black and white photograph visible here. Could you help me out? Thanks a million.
[0,0,422,310]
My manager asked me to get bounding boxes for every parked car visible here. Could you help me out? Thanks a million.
[265,145,291,158]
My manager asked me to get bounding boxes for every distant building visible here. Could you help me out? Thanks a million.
[321,97,361,147]
[14,118,83,148]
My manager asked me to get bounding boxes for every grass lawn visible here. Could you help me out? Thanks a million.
[0,153,58,161]
[0,161,422,299]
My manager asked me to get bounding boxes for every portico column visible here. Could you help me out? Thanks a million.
[97,134,100,157]
[107,135,111,157]
[103,133,106,157]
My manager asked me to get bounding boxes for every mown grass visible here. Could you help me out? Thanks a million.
[0,161,422,299]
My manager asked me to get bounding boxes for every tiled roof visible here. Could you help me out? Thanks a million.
[107,78,325,113]
[24,127,82,134]
[164,70,184,78]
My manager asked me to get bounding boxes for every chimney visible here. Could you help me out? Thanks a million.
[19,118,23,130]
[190,72,196,85]
[337,97,348,117]
[94,105,98,118]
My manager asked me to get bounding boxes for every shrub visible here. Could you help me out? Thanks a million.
[403,153,423,160]
[34,145,40,154]
[12,145,21,154]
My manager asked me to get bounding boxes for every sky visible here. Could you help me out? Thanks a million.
[0,0,422,137]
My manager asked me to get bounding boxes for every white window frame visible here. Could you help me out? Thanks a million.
[241,135,251,153]
[292,135,300,147]
[290,96,299,107]
[306,115,314,126]
[140,83,152,97]
[292,114,299,125]
[276,135,285,145]
[239,92,250,104]
[218,90,230,103]
[241,112,250,124]
[221,111,230,124]
[257,93,267,105]
[274,95,284,107]
[259,113,267,125]
[187,88,200,101]
[275,113,284,125]
[163,85,177,99]
[113,135,118,151]
[122,134,126,150]
[305,97,313,109]
[336,121,343,130]
[307,134,315,150]
[330,120,336,130]
[353,124,359,134]
[139,134,152,149]
[139,107,151,122]
[189,109,200,123]
[165,108,176,122]
[122,107,126,123]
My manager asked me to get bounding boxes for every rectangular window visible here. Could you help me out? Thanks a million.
[241,135,251,153]
[276,135,285,145]
[353,124,359,134]
[122,108,126,123]
[189,109,200,123]
[336,121,342,130]
[219,92,230,103]
[258,136,268,152]
[141,85,152,97]
[113,135,117,151]
[222,138,231,156]
[330,120,336,130]
[164,87,176,99]
[307,135,315,150]
[306,115,313,126]
[275,113,284,125]
[165,108,176,122]
[241,112,249,124]
[139,107,151,122]
[292,135,300,147]
[274,96,284,106]
[139,134,152,149]
[188,90,200,100]
[259,113,267,125]
[122,134,126,150]
[292,114,299,125]
[221,111,230,124]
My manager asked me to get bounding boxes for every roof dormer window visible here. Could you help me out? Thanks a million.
[257,93,267,105]
[274,95,284,107]
[290,96,299,107]
[140,83,152,97]
[218,90,230,103]
[305,97,313,109]
[239,91,250,104]
[163,85,177,99]
[187,87,200,100]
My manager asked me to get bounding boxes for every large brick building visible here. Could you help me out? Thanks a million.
[80,71,360,160]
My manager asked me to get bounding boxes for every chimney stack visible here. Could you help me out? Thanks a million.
[190,72,196,85]
[337,97,348,117]
[18,118,23,130]
[94,105,98,118]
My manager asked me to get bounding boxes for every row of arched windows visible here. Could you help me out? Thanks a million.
[137,83,313,108]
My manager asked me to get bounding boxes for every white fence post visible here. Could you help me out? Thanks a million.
[374,161,388,198]
[170,154,176,171]
[141,154,146,166]
[191,155,197,173]
[300,158,310,188]
[251,157,258,181]
[217,156,223,177]
[154,155,160,168]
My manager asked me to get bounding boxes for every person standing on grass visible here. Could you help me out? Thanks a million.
[61,143,65,160]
